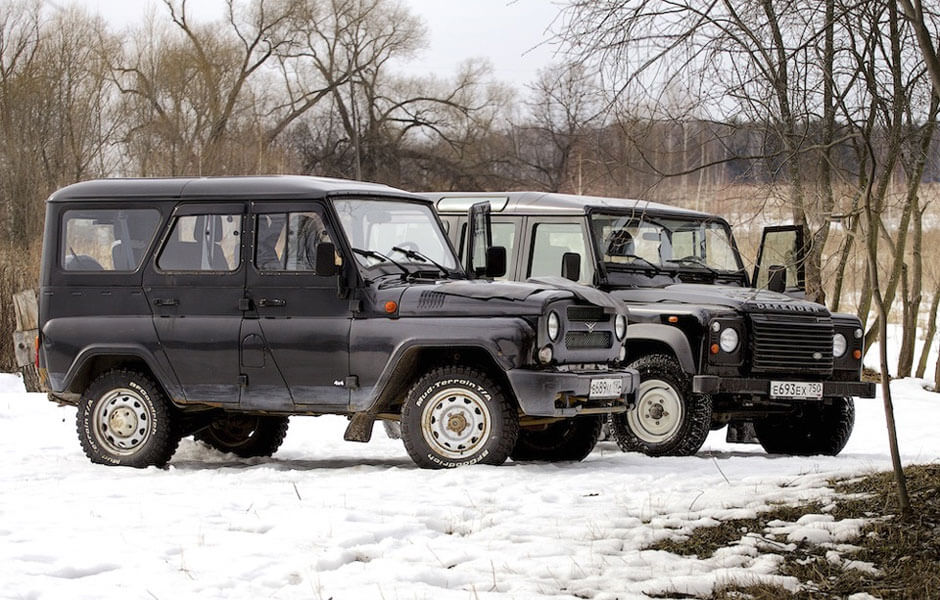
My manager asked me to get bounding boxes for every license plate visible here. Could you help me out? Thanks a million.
[590,378,623,399]
[770,381,823,399]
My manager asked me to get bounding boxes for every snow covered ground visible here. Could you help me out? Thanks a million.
[1,371,937,600]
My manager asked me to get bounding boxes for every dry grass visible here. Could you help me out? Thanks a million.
[645,464,940,599]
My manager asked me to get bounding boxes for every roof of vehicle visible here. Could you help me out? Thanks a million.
[47,175,421,203]
[423,191,715,219]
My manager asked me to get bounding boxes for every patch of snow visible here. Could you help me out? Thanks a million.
[0,373,937,598]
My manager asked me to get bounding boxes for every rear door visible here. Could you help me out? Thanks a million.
[245,201,351,410]
[144,203,246,405]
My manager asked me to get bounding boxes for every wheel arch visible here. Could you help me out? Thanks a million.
[368,343,518,417]
[626,323,696,373]
[62,346,182,404]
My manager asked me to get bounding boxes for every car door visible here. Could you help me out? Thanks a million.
[753,225,806,296]
[144,203,247,405]
[245,201,351,410]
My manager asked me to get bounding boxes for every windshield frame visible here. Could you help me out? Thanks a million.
[330,196,464,279]
[586,207,748,285]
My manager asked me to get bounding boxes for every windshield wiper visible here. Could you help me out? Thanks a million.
[391,246,458,278]
[351,247,411,276]
[606,254,663,274]
[665,256,721,276]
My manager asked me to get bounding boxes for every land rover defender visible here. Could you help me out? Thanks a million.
[432,192,875,457]
[38,177,638,469]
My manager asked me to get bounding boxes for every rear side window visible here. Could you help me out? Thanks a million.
[528,222,592,284]
[157,214,242,272]
[62,209,161,271]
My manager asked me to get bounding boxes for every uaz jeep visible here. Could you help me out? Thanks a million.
[38,177,638,468]
[432,192,875,457]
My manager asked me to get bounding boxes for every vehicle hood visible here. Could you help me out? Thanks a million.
[609,283,830,316]
[390,278,623,318]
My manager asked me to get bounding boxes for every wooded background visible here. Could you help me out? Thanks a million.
[3,0,940,381]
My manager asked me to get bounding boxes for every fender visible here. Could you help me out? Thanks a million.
[61,344,184,403]
[627,323,696,373]
[349,316,533,413]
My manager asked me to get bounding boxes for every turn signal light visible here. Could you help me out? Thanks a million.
[853,349,862,360]
[710,343,720,354]
[385,301,398,314]
[667,316,679,323]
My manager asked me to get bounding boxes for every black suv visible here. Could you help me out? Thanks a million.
[38,177,637,468]
[432,192,875,457]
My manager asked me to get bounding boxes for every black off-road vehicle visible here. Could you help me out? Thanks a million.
[432,192,875,457]
[38,177,638,469]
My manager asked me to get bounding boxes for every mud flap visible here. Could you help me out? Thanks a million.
[344,413,375,443]
[726,421,760,444]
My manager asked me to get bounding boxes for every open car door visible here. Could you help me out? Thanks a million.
[753,225,805,297]
[466,201,506,278]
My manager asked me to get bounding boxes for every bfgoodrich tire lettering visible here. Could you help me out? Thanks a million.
[195,415,289,458]
[401,366,519,469]
[755,397,855,456]
[77,369,179,468]
[609,354,712,457]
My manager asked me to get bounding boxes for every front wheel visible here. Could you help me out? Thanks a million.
[77,369,179,467]
[195,415,289,458]
[401,366,519,469]
[754,397,855,456]
[608,354,712,457]
[511,416,604,462]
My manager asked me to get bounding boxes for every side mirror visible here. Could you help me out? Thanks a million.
[767,264,787,293]
[561,252,581,282]
[485,246,507,278]
[315,242,338,276]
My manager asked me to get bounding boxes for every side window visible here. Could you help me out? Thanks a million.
[157,214,242,272]
[528,222,592,283]
[255,212,336,272]
[62,208,161,271]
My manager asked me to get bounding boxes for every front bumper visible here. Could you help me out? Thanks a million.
[693,376,876,398]
[506,367,639,417]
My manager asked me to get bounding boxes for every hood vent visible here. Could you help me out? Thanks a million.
[417,291,447,310]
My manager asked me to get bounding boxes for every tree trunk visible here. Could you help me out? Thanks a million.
[916,286,940,380]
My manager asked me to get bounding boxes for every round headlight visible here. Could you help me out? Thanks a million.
[719,328,739,353]
[547,311,560,341]
[615,314,627,340]
[854,328,863,339]
[833,333,847,358]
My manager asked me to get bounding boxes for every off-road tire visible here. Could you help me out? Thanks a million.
[609,354,712,457]
[511,416,603,462]
[401,366,519,469]
[195,415,289,458]
[754,397,855,456]
[77,369,180,468]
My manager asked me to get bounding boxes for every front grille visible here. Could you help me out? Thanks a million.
[565,331,612,349]
[567,306,610,322]
[749,313,833,374]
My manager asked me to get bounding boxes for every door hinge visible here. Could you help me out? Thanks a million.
[239,374,248,388]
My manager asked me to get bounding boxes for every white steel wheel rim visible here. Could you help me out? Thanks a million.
[421,386,492,459]
[627,379,684,444]
[92,388,152,456]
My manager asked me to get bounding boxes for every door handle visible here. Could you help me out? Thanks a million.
[153,298,179,307]
[257,298,286,308]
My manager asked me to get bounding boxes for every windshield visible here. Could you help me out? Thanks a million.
[590,212,744,274]
[333,198,458,272]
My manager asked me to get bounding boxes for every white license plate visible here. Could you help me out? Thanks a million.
[590,378,623,399]
[770,381,823,399]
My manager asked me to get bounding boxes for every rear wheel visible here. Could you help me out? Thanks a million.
[755,397,855,456]
[511,416,603,462]
[195,415,289,458]
[401,366,518,469]
[609,354,712,457]
[77,369,179,468]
